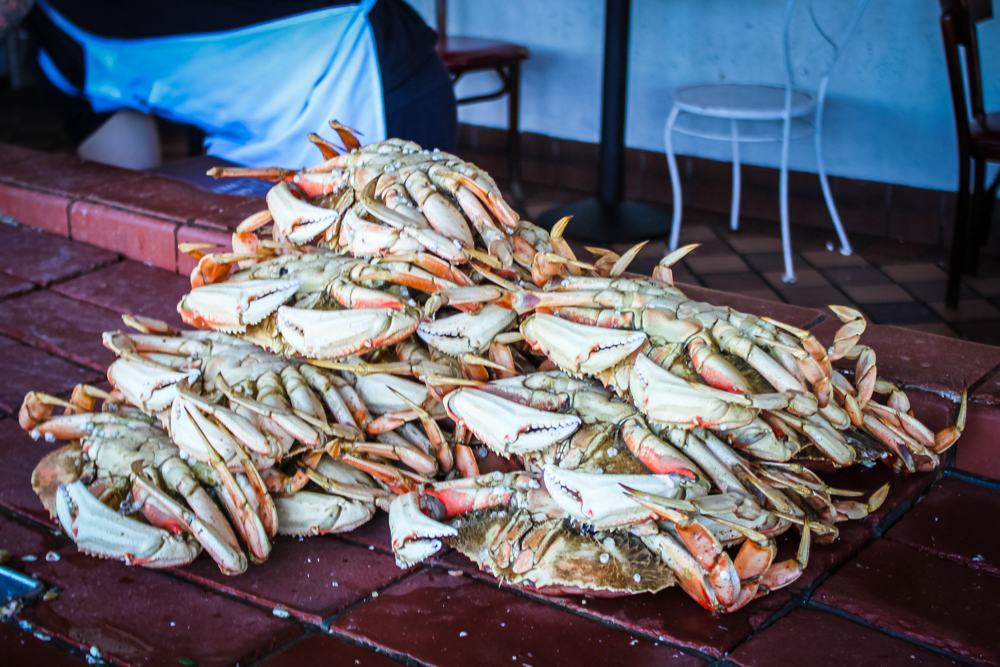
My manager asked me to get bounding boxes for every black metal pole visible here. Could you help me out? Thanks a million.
[539,0,670,242]
[598,0,630,205]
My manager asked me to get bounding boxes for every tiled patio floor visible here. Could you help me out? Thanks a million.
[510,186,1000,347]
[1,220,999,666]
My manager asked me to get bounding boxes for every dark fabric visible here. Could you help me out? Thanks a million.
[385,50,456,152]
[40,0,353,37]
[366,0,438,95]
[36,76,112,144]
[26,0,455,152]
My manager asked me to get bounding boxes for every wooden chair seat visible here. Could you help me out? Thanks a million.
[437,36,528,73]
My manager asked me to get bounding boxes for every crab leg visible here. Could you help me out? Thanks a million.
[172,401,273,561]
[294,462,391,504]
[132,468,247,575]
[299,366,363,433]
[620,418,705,480]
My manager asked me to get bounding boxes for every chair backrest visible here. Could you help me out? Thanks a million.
[782,0,870,93]
[940,0,993,138]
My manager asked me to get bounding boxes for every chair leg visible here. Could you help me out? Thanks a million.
[665,105,682,252]
[505,61,525,206]
[815,77,852,256]
[967,156,986,274]
[779,117,796,283]
[946,156,971,308]
[730,119,741,232]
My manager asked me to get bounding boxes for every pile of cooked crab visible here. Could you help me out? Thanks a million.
[18,126,965,613]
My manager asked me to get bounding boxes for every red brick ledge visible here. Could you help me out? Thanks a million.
[2,142,998,479]
[0,143,258,274]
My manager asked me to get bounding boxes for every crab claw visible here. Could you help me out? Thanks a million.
[56,481,202,568]
[520,313,647,375]
[444,389,581,457]
[417,304,516,356]
[106,358,199,413]
[630,354,757,430]
[276,306,420,358]
[178,280,300,333]
[389,491,457,568]
[274,491,374,536]
[933,391,967,453]
[828,305,867,361]
[19,392,66,431]
[542,465,688,530]
[267,181,341,244]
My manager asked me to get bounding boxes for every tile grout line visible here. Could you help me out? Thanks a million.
[0,310,112,374]
[419,560,718,663]
[3,618,96,664]
[0,503,65,540]
[247,625,437,667]
[881,530,1000,582]
[944,467,1000,491]
[805,600,987,667]
[868,472,945,540]
[65,197,74,239]
[0,332,105,417]
[722,469,947,657]
[711,595,806,661]
[966,359,1000,397]
[244,630,318,667]
[319,565,428,629]
[173,223,180,274]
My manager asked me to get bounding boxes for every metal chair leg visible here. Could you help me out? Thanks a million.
[779,115,796,283]
[815,77,853,256]
[665,105,683,251]
[730,119,741,232]
[946,156,971,308]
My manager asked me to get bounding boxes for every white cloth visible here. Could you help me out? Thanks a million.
[37,0,385,169]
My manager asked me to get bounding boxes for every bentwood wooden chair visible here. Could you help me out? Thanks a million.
[434,0,529,203]
[940,0,1000,308]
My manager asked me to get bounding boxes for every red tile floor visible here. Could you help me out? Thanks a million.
[1,217,999,666]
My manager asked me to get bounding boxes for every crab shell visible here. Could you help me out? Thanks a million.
[449,508,675,596]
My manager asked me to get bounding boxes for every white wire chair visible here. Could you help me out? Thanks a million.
[664,0,869,283]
